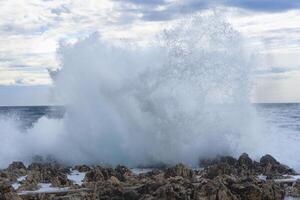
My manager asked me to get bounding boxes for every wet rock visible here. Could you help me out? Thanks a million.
[193,178,237,200]
[238,153,253,168]
[93,181,124,199]
[83,166,116,184]
[115,165,133,182]
[124,190,140,200]
[19,163,72,191]
[0,180,22,200]
[259,154,296,178]
[204,162,236,179]
[74,165,91,172]
[164,163,194,179]
[231,181,262,200]
[200,155,237,167]
[109,176,121,186]
[8,162,26,172]
[262,182,285,200]
[153,182,192,199]
[285,179,300,197]
[260,154,280,166]
[3,161,27,180]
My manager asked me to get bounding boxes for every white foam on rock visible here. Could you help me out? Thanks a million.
[131,168,153,175]
[18,183,69,195]
[67,170,86,185]
[258,174,267,181]
[275,175,300,183]
[12,175,27,190]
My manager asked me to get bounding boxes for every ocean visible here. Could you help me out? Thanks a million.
[0,106,64,129]
[1,104,299,131]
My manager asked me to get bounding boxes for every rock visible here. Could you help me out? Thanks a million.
[93,181,124,199]
[51,173,72,187]
[137,180,165,195]
[262,182,285,200]
[83,166,118,184]
[124,190,140,200]
[109,176,121,186]
[84,167,105,183]
[0,180,22,200]
[285,179,300,197]
[115,165,133,182]
[232,182,262,200]
[260,154,280,166]
[204,163,236,179]
[0,153,293,200]
[193,178,237,200]
[74,165,91,172]
[164,164,194,179]
[18,163,72,190]
[238,153,253,168]
[5,161,27,179]
[200,155,237,167]
[8,162,26,171]
[258,154,296,177]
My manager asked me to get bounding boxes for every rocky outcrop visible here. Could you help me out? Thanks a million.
[17,163,72,191]
[74,165,91,172]
[0,153,298,200]
[164,163,195,179]
[0,180,22,200]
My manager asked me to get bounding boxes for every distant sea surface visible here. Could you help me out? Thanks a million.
[0,104,300,132]
[0,106,65,129]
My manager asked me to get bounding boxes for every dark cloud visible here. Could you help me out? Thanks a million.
[225,0,300,13]
[114,0,300,22]
[116,0,168,5]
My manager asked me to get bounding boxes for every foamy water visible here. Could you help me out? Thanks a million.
[0,13,300,170]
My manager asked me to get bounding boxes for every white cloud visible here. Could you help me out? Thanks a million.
[0,0,300,103]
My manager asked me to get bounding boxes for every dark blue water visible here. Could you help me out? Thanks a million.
[0,106,65,128]
[255,103,300,133]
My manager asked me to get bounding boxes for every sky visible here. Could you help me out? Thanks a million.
[0,0,300,105]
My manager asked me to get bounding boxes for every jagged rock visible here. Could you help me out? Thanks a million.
[74,165,91,172]
[200,156,237,167]
[18,172,40,191]
[164,163,194,179]
[193,178,238,200]
[19,163,72,191]
[260,154,280,166]
[0,180,22,200]
[84,167,106,183]
[93,181,124,199]
[115,165,133,182]
[262,181,285,200]
[137,179,166,195]
[109,176,121,186]
[3,161,27,180]
[259,154,296,178]
[0,153,294,200]
[232,182,262,200]
[238,153,253,168]
[285,179,300,197]
[204,163,236,179]
[8,162,26,172]
[83,166,120,185]
[124,190,140,200]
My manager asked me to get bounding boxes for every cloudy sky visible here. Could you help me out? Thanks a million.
[0,0,300,105]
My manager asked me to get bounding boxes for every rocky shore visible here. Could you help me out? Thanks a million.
[1,153,300,200]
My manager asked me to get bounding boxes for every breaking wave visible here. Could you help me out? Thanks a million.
[1,13,286,168]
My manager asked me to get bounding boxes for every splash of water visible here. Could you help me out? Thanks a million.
[0,14,266,167]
